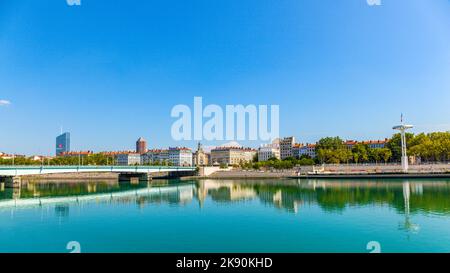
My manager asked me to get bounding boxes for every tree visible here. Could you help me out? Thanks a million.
[378,148,392,163]
[369,148,382,164]
[316,137,351,164]
[352,144,369,163]
[252,153,258,163]
[298,158,315,166]
[316,137,345,151]
[386,132,415,162]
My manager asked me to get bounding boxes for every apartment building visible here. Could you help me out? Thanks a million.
[211,147,257,166]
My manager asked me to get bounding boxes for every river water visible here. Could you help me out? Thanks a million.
[0,178,449,253]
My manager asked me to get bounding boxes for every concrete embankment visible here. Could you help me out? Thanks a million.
[292,172,450,179]
[180,170,296,180]
[180,168,450,180]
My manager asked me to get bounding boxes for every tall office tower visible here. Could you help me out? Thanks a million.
[56,132,71,156]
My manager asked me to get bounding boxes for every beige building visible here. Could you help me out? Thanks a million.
[211,147,256,166]
[193,142,209,166]
[141,149,169,165]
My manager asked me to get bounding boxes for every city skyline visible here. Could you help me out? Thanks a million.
[1,0,450,155]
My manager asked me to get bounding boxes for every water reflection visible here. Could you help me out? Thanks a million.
[1,179,450,220]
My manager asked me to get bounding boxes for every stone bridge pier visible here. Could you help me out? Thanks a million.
[118,173,151,183]
[0,176,22,189]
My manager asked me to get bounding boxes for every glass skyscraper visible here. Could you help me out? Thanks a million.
[56,132,70,155]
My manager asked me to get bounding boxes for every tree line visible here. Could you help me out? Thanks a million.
[0,153,116,166]
[315,131,450,164]
[1,131,448,167]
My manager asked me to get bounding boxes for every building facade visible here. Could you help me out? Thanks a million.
[56,132,70,156]
[193,142,209,166]
[258,144,280,162]
[116,153,141,166]
[363,139,388,149]
[60,151,93,158]
[141,149,169,165]
[345,139,388,150]
[344,140,358,150]
[297,144,316,158]
[211,147,257,166]
[136,137,148,154]
[168,147,193,166]
[279,137,295,160]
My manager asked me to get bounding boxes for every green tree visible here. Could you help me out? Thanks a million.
[316,137,351,164]
[378,148,392,163]
[386,133,415,162]
[352,144,369,163]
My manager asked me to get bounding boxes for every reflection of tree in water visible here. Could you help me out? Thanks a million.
[3,179,450,219]
[204,179,450,215]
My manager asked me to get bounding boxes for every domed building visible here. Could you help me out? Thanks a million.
[193,142,209,166]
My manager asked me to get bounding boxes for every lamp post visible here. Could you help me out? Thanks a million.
[393,115,413,173]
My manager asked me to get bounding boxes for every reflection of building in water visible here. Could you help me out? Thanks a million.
[135,186,194,208]
[196,180,256,207]
[179,187,194,203]
[197,180,304,213]
[12,188,21,199]
[411,183,423,195]
[258,189,303,213]
[55,204,70,218]
[1,179,448,219]
[87,183,97,193]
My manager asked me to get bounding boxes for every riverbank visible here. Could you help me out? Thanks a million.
[180,168,450,180]
[292,172,450,179]
[6,164,450,182]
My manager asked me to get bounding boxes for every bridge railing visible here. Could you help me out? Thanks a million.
[0,165,195,170]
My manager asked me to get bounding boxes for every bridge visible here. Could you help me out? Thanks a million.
[0,165,197,188]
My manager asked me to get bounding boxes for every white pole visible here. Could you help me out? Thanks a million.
[400,129,408,172]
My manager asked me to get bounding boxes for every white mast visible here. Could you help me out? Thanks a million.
[392,114,413,172]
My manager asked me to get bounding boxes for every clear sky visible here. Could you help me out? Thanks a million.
[1,0,450,155]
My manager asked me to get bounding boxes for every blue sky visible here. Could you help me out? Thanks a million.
[1,0,450,155]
